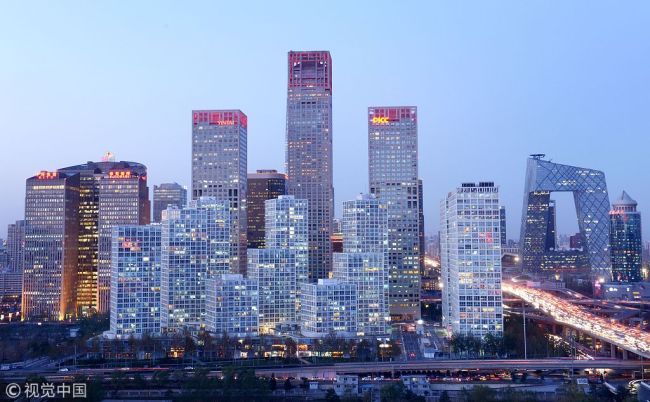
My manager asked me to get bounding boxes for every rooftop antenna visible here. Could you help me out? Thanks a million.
[530,154,546,160]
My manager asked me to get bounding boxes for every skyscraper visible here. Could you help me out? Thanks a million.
[332,194,390,336]
[192,110,247,274]
[610,191,642,282]
[264,195,309,287]
[153,183,187,223]
[22,171,80,321]
[110,225,161,338]
[58,159,149,316]
[520,156,610,279]
[6,220,25,273]
[368,106,421,321]
[160,197,230,332]
[441,182,503,337]
[246,170,286,249]
[499,206,507,247]
[286,51,334,281]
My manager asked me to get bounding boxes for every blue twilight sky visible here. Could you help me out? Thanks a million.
[1,1,650,241]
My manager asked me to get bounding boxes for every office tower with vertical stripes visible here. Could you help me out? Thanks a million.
[368,106,421,321]
[153,183,187,223]
[192,110,247,274]
[22,171,80,321]
[286,51,334,281]
[246,170,286,249]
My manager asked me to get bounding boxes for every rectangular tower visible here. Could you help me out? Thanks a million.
[333,194,390,336]
[22,171,80,321]
[110,224,161,338]
[299,279,358,338]
[97,167,150,314]
[153,183,187,223]
[160,197,230,332]
[192,110,247,275]
[205,274,259,337]
[286,51,334,281]
[368,106,421,321]
[6,220,25,273]
[246,170,286,249]
[441,182,503,337]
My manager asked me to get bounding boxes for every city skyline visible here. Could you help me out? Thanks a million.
[2,2,650,240]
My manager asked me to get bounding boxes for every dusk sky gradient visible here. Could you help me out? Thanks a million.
[2,1,650,241]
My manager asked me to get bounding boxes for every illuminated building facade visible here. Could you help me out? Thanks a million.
[299,279,358,338]
[205,274,259,337]
[153,183,187,223]
[22,172,80,321]
[286,51,334,281]
[160,197,230,332]
[58,159,149,316]
[368,106,421,321]
[520,157,611,279]
[110,225,161,338]
[192,110,247,274]
[6,220,25,273]
[246,170,286,249]
[610,191,642,282]
[441,182,503,337]
[247,248,297,334]
[264,195,309,288]
[499,206,507,247]
[332,194,390,336]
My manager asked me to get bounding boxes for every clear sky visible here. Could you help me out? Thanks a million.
[1,1,649,241]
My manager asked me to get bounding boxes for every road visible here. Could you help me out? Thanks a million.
[503,281,650,359]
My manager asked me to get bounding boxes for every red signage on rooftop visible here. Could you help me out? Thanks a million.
[193,111,248,128]
[36,171,58,180]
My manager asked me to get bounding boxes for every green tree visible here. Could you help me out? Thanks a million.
[439,390,451,402]
[325,388,341,402]
[462,385,497,402]
[380,382,406,402]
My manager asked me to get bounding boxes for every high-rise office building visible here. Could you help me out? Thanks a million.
[246,170,286,249]
[299,279,358,338]
[264,195,309,287]
[610,191,642,282]
[58,159,149,316]
[205,274,259,337]
[160,198,230,332]
[368,106,421,321]
[441,182,503,337]
[520,156,610,279]
[192,110,248,274]
[499,206,507,247]
[247,248,297,334]
[22,171,80,321]
[332,218,343,253]
[153,183,187,223]
[332,194,390,336]
[418,179,426,277]
[6,220,25,273]
[286,51,334,281]
[110,225,161,338]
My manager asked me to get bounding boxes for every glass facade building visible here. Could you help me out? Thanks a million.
[205,274,259,337]
[368,106,421,321]
[286,51,334,281]
[160,197,230,332]
[192,110,247,274]
[110,225,161,338]
[153,183,187,223]
[299,279,358,338]
[610,191,642,282]
[441,182,503,337]
[520,157,611,279]
[247,248,297,334]
[332,194,390,336]
[22,171,80,321]
[246,170,286,249]
[58,159,150,316]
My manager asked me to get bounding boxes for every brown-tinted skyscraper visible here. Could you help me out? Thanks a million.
[246,170,286,249]
[286,51,334,281]
[57,158,149,316]
[22,171,80,321]
[153,183,187,223]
